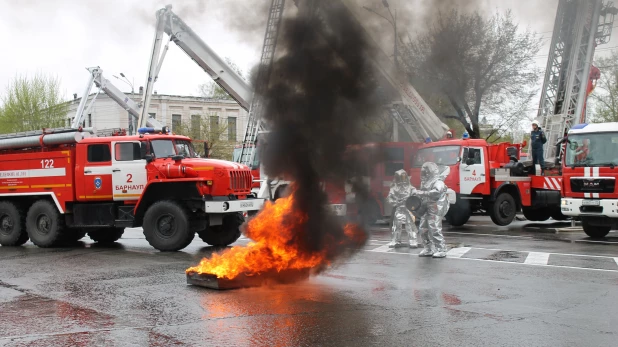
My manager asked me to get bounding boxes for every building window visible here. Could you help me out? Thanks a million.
[209,115,219,132]
[148,112,156,119]
[172,114,182,131]
[87,144,111,163]
[228,117,237,141]
[88,114,92,128]
[67,118,71,127]
[114,142,141,161]
[191,115,201,138]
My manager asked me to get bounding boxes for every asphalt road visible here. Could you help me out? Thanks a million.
[1,217,617,346]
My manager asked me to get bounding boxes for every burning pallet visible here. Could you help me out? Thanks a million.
[186,268,311,290]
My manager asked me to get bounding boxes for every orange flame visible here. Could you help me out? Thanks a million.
[186,190,366,280]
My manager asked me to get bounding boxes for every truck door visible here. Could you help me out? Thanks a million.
[111,141,147,201]
[460,147,486,195]
[81,143,114,201]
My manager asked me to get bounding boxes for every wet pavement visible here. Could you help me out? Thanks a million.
[1,217,617,346]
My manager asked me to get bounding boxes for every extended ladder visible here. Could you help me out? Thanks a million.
[238,0,285,167]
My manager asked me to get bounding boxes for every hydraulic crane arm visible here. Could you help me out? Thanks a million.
[139,5,253,128]
[73,67,163,130]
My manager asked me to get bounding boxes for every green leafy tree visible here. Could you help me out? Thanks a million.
[173,112,234,160]
[0,73,68,133]
[591,51,618,122]
[197,58,246,100]
[402,10,541,139]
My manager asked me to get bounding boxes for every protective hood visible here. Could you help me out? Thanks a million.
[421,162,440,189]
[390,169,415,199]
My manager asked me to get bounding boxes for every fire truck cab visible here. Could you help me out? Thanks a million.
[0,128,262,251]
[410,138,563,226]
[560,122,618,238]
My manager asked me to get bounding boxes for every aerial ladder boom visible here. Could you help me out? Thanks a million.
[139,5,254,128]
[73,67,164,130]
[537,0,617,162]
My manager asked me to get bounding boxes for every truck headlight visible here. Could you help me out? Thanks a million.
[222,202,229,211]
[561,199,567,206]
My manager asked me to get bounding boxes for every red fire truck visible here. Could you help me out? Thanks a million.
[409,138,564,226]
[0,127,262,251]
[560,122,618,238]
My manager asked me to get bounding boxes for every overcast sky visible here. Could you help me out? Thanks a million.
[1,0,614,116]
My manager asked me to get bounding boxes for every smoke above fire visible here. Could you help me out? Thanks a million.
[187,0,387,281]
[258,0,382,258]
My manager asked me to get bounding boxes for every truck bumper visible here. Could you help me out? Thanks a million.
[328,204,347,216]
[205,198,264,213]
[561,198,618,218]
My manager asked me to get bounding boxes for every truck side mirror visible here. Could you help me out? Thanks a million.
[203,141,210,158]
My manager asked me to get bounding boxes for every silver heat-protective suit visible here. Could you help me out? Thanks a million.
[417,162,449,257]
[387,170,418,248]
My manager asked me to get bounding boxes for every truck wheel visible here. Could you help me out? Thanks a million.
[550,209,568,221]
[143,201,194,251]
[88,228,124,243]
[489,193,516,226]
[63,228,88,243]
[198,212,243,246]
[522,208,550,222]
[446,199,470,227]
[26,200,65,248]
[360,200,380,227]
[582,219,611,239]
[0,201,28,246]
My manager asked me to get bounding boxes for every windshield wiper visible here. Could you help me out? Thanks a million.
[591,162,616,169]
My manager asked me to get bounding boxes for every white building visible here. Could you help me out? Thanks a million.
[66,91,248,143]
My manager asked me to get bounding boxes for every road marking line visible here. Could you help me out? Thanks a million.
[443,231,534,239]
[368,244,393,253]
[472,247,617,260]
[362,249,618,273]
[523,252,550,265]
[615,258,618,266]
[446,247,471,258]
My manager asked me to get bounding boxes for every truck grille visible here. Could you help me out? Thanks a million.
[230,170,251,192]
[570,178,615,193]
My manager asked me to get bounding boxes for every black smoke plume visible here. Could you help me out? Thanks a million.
[255,0,385,258]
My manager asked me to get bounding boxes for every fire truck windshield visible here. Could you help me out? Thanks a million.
[566,133,618,167]
[151,139,196,158]
[413,146,461,167]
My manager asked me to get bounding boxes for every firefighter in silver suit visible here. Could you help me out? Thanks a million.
[387,170,418,248]
[416,162,449,258]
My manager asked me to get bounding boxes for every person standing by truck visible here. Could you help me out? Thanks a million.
[530,120,547,173]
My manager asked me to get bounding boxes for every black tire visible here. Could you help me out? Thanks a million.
[198,212,243,246]
[63,228,88,243]
[522,208,550,222]
[26,200,65,248]
[446,198,470,227]
[360,200,381,227]
[87,228,124,243]
[550,209,568,221]
[582,219,611,239]
[143,201,194,251]
[0,201,28,246]
[489,193,517,226]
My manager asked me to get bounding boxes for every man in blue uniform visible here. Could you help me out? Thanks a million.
[530,120,547,172]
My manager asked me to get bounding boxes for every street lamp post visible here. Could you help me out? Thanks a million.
[363,0,398,70]
[114,73,136,135]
